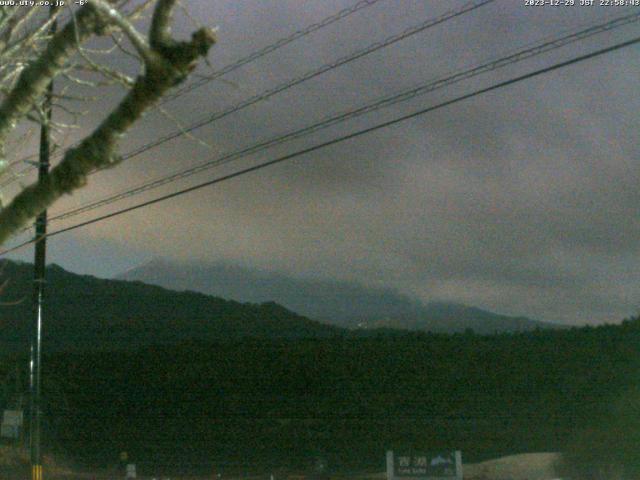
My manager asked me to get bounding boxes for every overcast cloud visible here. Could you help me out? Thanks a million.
[3,0,640,325]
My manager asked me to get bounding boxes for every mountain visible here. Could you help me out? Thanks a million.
[369,301,556,333]
[0,260,342,352]
[117,258,560,334]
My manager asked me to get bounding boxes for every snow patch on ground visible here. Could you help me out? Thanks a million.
[463,452,561,480]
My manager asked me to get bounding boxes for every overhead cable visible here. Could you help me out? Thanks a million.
[0,0,388,179]
[2,34,637,257]
[46,11,640,225]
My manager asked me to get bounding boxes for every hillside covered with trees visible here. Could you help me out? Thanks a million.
[0,318,637,477]
[0,261,342,352]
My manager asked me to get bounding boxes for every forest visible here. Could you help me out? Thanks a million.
[1,317,637,477]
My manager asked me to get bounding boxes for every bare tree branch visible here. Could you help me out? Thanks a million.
[150,0,176,49]
[0,4,110,160]
[90,0,155,64]
[0,0,216,245]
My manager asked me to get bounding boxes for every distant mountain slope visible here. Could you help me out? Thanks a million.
[0,260,342,352]
[117,258,560,334]
[365,301,557,334]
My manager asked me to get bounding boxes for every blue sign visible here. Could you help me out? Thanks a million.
[387,451,462,480]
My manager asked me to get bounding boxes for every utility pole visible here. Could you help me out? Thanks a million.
[30,7,56,480]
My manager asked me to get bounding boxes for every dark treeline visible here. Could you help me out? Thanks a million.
[1,318,638,476]
[0,261,557,354]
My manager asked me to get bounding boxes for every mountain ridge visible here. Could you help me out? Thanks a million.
[117,257,561,334]
[0,260,343,352]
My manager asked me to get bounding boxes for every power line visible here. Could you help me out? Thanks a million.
[113,0,496,161]
[160,0,387,105]
[0,0,386,180]
[44,11,640,226]
[0,0,495,189]
[1,34,637,257]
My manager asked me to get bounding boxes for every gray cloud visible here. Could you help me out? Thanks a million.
[5,0,639,325]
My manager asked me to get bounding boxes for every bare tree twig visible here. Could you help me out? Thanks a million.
[0,0,216,245]
[90,0,155,64]
[0,4,111,160]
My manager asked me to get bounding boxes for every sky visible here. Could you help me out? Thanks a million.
[1,0,639,325]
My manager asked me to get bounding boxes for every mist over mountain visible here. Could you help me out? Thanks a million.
[117,258,560,334]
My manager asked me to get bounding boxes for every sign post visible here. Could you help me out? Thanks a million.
[1,410,23,439]
[387,451,463,480]
[126,463,137,479]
